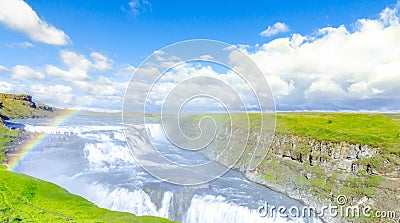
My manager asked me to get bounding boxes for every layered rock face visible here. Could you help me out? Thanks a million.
[270,134,379,174]
[0,93,32,102]
[0,93,56,120]
[36,104,54,112]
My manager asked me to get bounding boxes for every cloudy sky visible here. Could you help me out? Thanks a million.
[0,0,399,112]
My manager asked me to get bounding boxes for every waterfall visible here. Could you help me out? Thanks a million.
[16,117,322,223]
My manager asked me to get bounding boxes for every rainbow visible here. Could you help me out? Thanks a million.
[8,110,80,171]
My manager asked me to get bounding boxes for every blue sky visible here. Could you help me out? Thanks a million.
[0,0,399,111]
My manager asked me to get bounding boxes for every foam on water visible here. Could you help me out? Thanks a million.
[79,183,172,218]
[83,141,135,169]
[185,194,290,223]
[24,124,122,134]
[145,123,167,141]
[12,116,322,223]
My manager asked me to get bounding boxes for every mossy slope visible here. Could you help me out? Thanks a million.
[0,94,54,120]
[0,167,172,223]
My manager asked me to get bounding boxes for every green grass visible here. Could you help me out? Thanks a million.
[275,113,400,155]
[0,168,172,223]
[0,124,17,163]
[186,112,399,222]
[188,112,400,155]
[0,98,53,120]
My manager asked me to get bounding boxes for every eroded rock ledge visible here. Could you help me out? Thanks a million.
[269,134,384,175]
[218,132,399,223]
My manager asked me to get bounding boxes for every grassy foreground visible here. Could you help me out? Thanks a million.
[0,166,171,223]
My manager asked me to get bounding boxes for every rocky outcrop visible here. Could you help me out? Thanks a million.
[0,93,32,102]
[269,134,380,174]
[0,92,56,120]
[201,127,399,222]
[36,103,54,112]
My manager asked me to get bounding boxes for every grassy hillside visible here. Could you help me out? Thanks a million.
[0,93,55,164]
[275,113,400,155]
[0,124,17,163]
[0,93,57,163]
[0,166,171,223]
[191,112,400,155]
[0,97,54,120]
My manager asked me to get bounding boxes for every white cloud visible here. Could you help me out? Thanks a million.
[125,65,137,73]
[267,75,295,97]
[25,75,128,109]
[89,76,121,96]
[247,5,400,111]
[71,80,90,91]
[0,0,70,45]
[129,60,263,112]
[380,2,400,26]
[71,76,128,109]
[0,65,7,71]
[0,81,13,92]
[34,49,126,109]
[30,84,72,104]
[45,64,88,81]
[260,22,290,37]
[90,52,113,70]
[61,50,92,72]
[128,0,151,16]
[199,55,214,60]
[372,88,383,94]
[305,78,346,96]
[10,65,44,81]
[61,50,113,72]
[6,41,34,48]
[114,64,136,78]
[46,50,113,81]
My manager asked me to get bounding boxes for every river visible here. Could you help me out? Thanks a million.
[9,114,321,223]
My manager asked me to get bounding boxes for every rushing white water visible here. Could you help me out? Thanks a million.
[10,115,321,223]
[82,183,173,219]
[185,195,299,223]
[83,141,135,168]
[146,123,168,141]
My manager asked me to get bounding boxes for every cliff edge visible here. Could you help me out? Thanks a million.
[0,93,57,120]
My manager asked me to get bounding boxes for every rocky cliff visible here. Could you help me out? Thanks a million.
[244,133,399,222]
[268,134,391,175]
[0,93,56,120]
[0,93,59,162]
[197,118,399,222]
[0,93,32,101]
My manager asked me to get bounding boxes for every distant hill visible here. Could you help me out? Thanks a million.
[0,93,57,120]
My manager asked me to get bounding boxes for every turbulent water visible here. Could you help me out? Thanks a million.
[10,114,321,223]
